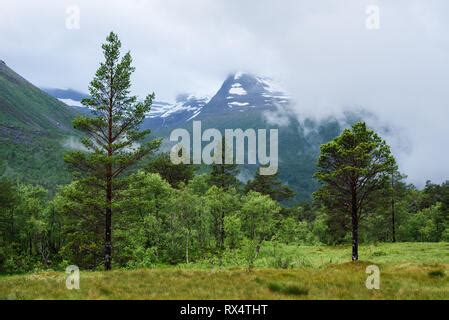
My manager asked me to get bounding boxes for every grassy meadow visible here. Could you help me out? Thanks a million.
[1,242,448,300]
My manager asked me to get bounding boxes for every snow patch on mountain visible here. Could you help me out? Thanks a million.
[46,72,292,124]
[58,98,83,108]
[147,101,174,118]
[228,101,251,108]
[229,83,247,95]
[147,94,210,122]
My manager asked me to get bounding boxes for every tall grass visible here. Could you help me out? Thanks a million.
[1,243,448,300]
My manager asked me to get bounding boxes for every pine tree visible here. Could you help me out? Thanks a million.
[245,167,295,202]
[64,32,160,270]
[314,122,396,261]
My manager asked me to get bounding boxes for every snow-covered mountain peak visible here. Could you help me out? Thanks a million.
[44,72,291,126]
[202,72,290,112]
[147,94,210,121]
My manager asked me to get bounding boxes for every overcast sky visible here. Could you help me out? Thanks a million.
[1,0,448,186]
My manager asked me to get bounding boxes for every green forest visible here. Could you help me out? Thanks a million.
[0,33,448,280]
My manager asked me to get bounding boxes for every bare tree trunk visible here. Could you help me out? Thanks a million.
[255,239,263,259]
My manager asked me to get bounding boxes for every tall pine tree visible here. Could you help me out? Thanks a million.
[64,32,160,270]
[314,122,396,261]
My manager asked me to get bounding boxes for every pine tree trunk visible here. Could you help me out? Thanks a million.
[104,75,114,271]
[104,178,112,270]
[351,192,359,261]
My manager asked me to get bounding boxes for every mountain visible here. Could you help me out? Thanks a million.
[143,94,210,129]
[142,72,349,201]
[0,61,76,133]
[0,60,78,188]
[42,72,353,200]
[202,72,289,114]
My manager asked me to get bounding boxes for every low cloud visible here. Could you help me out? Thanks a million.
[1,0,448,186]
[62,136,88,151]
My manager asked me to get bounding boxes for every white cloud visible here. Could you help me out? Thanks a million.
[1,0,448,185]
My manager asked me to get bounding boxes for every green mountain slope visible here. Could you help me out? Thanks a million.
[149,107,346,202]
[0,60,77,189]
[0,60,75,133]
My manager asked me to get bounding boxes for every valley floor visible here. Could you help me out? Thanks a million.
[1,243,448,300]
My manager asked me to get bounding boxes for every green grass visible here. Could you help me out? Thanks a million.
[267,282,309,296]
[1,243,448,300]
[176,242,449,270]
